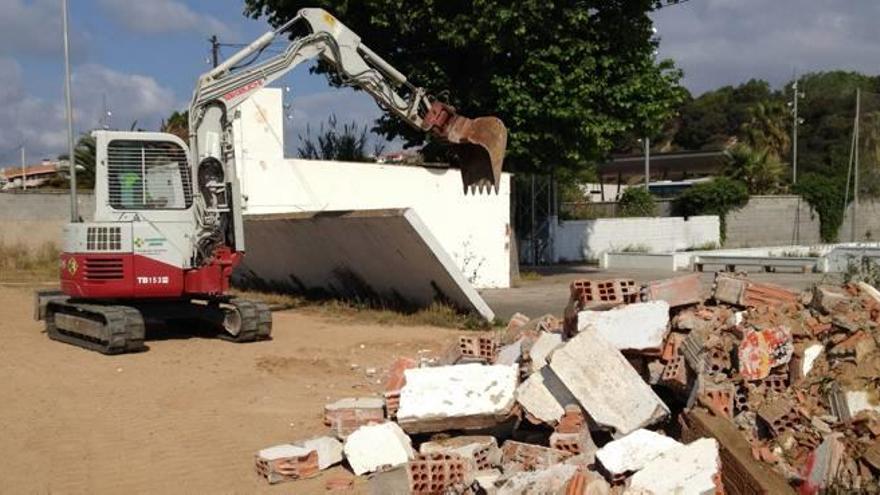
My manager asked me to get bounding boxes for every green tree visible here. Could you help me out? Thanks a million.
[54,133,96,189]
[739,100,790,159]
[673,177,749,242]
[297,114,383,162]
[618,186,657,217]
[161,110,189,142]
[723,143,784,194]
[244,0,685,176]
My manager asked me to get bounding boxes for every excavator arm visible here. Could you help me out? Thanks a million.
[189,8,506,192]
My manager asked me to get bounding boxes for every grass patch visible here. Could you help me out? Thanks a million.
[519,271,543,281]
[0,242,59,282]
[683,241,719,252]
[231,288,496,330]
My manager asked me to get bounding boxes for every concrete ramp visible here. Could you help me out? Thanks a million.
[235,208,494,321]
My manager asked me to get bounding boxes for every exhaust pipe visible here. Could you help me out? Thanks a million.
[423,102,508,193]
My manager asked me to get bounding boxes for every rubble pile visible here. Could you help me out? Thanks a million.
[255,272,880,494]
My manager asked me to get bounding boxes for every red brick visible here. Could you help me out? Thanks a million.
[642,273,704,308]
[698,382,736,419]
[408,452,471,494]
[660,355,689,392]
[556,404,587,434]
[550,431,596,457]
[323,398,385,438]
[458,335,498,363]
[569,278,638,311]
[501,440,572,471]
[255,449,319,484]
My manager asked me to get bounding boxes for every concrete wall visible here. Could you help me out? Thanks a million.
[724,195,821,247]
[840,202,880,242]
[0,191,94,248]
[553,215,720,262]
[232,88,512,288]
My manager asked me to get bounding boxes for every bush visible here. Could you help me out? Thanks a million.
[673,177,749,242]
[618,187,657,217]
[794,173,847,242]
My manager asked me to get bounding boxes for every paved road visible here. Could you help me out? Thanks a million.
[480,265,838,321]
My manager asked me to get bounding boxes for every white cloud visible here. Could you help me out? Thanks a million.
[97,0,235,38]
[0,0,88,58]
[652,0,880,94]
[0,58,179,163]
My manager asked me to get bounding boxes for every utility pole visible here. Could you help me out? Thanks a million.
[20,144,26,191]
[644,137,650,189]
[789,77,805,185]
[210,35,220,68]
[852,88,861,242]
[62,0,77,221]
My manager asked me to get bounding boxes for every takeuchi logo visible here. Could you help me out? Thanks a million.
[66,257,78,276]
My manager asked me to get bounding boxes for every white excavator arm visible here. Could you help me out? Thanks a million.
[187,8,506,264]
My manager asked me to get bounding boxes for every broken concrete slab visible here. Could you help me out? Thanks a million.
[549,329,669,435]
[301,437,344,470]
[254,436,343,484]
[680,408,795,495]
[576,301,670,353]
[344,422,414,475]
[627,438,720,495]
[397,363,518,433]
[515,366,576,425]
[526,332,563,373]
[236,208,494,320]
[595,429,682,476]
[712,273,799,308]
[495,337,523,366]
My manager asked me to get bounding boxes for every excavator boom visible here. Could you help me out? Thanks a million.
[190,8,507,192]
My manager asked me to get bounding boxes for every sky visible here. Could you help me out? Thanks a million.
[1,0,879,166]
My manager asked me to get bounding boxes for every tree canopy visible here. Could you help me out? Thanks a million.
[244,0,685,175]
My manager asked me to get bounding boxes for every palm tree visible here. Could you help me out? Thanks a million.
[739,101,790,160]
[161,111,189,142]
[724,143,784,194]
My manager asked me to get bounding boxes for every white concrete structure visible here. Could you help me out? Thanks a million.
[232,88,512,288]
[301,437,344,470]
[397,363,518,433]
[577,302,670,353]
[343,422,414,475]
[515,369,568,424]
[549,329,669,435]
[596,429,681,476]
[627,438,720,495]
[527,332,563,373]
[498,464,579,494]
[554,216,719,263]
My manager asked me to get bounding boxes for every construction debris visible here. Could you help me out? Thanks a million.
[344,422,414,475]
[396,363,518,433]
[575,301,670,352]
[254,273,880,494]
[549,329,669,435]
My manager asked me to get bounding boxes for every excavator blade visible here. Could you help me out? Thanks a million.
[444,115,508,193]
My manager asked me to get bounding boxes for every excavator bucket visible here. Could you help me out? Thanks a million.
[424,103,508,193]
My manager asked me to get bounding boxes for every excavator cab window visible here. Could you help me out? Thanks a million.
[107,140,193,210]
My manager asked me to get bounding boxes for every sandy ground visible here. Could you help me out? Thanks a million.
[0,286,462,494]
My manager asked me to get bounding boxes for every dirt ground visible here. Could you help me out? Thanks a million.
[0,285,463,494]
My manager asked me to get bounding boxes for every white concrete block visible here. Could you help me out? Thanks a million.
[549,329,669,435]
[475,469,502,493]
[845,390,880,417]
[498,464,578,495]
[397,363,518,433]
[343,422,414,475]
[627,438,720,495]
[528,332,563,373]
[258,443,313,461]
[515,369,567,424]
[802,343,823,377]
[496,338,523,366]
[301,436,343,470]
[577,302,670,353]
[596,429,681,476]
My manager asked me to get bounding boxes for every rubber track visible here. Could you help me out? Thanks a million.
[46,302,146,355]
[217,299,273,343]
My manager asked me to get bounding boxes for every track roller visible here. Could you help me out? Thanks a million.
[217,298,272,343]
